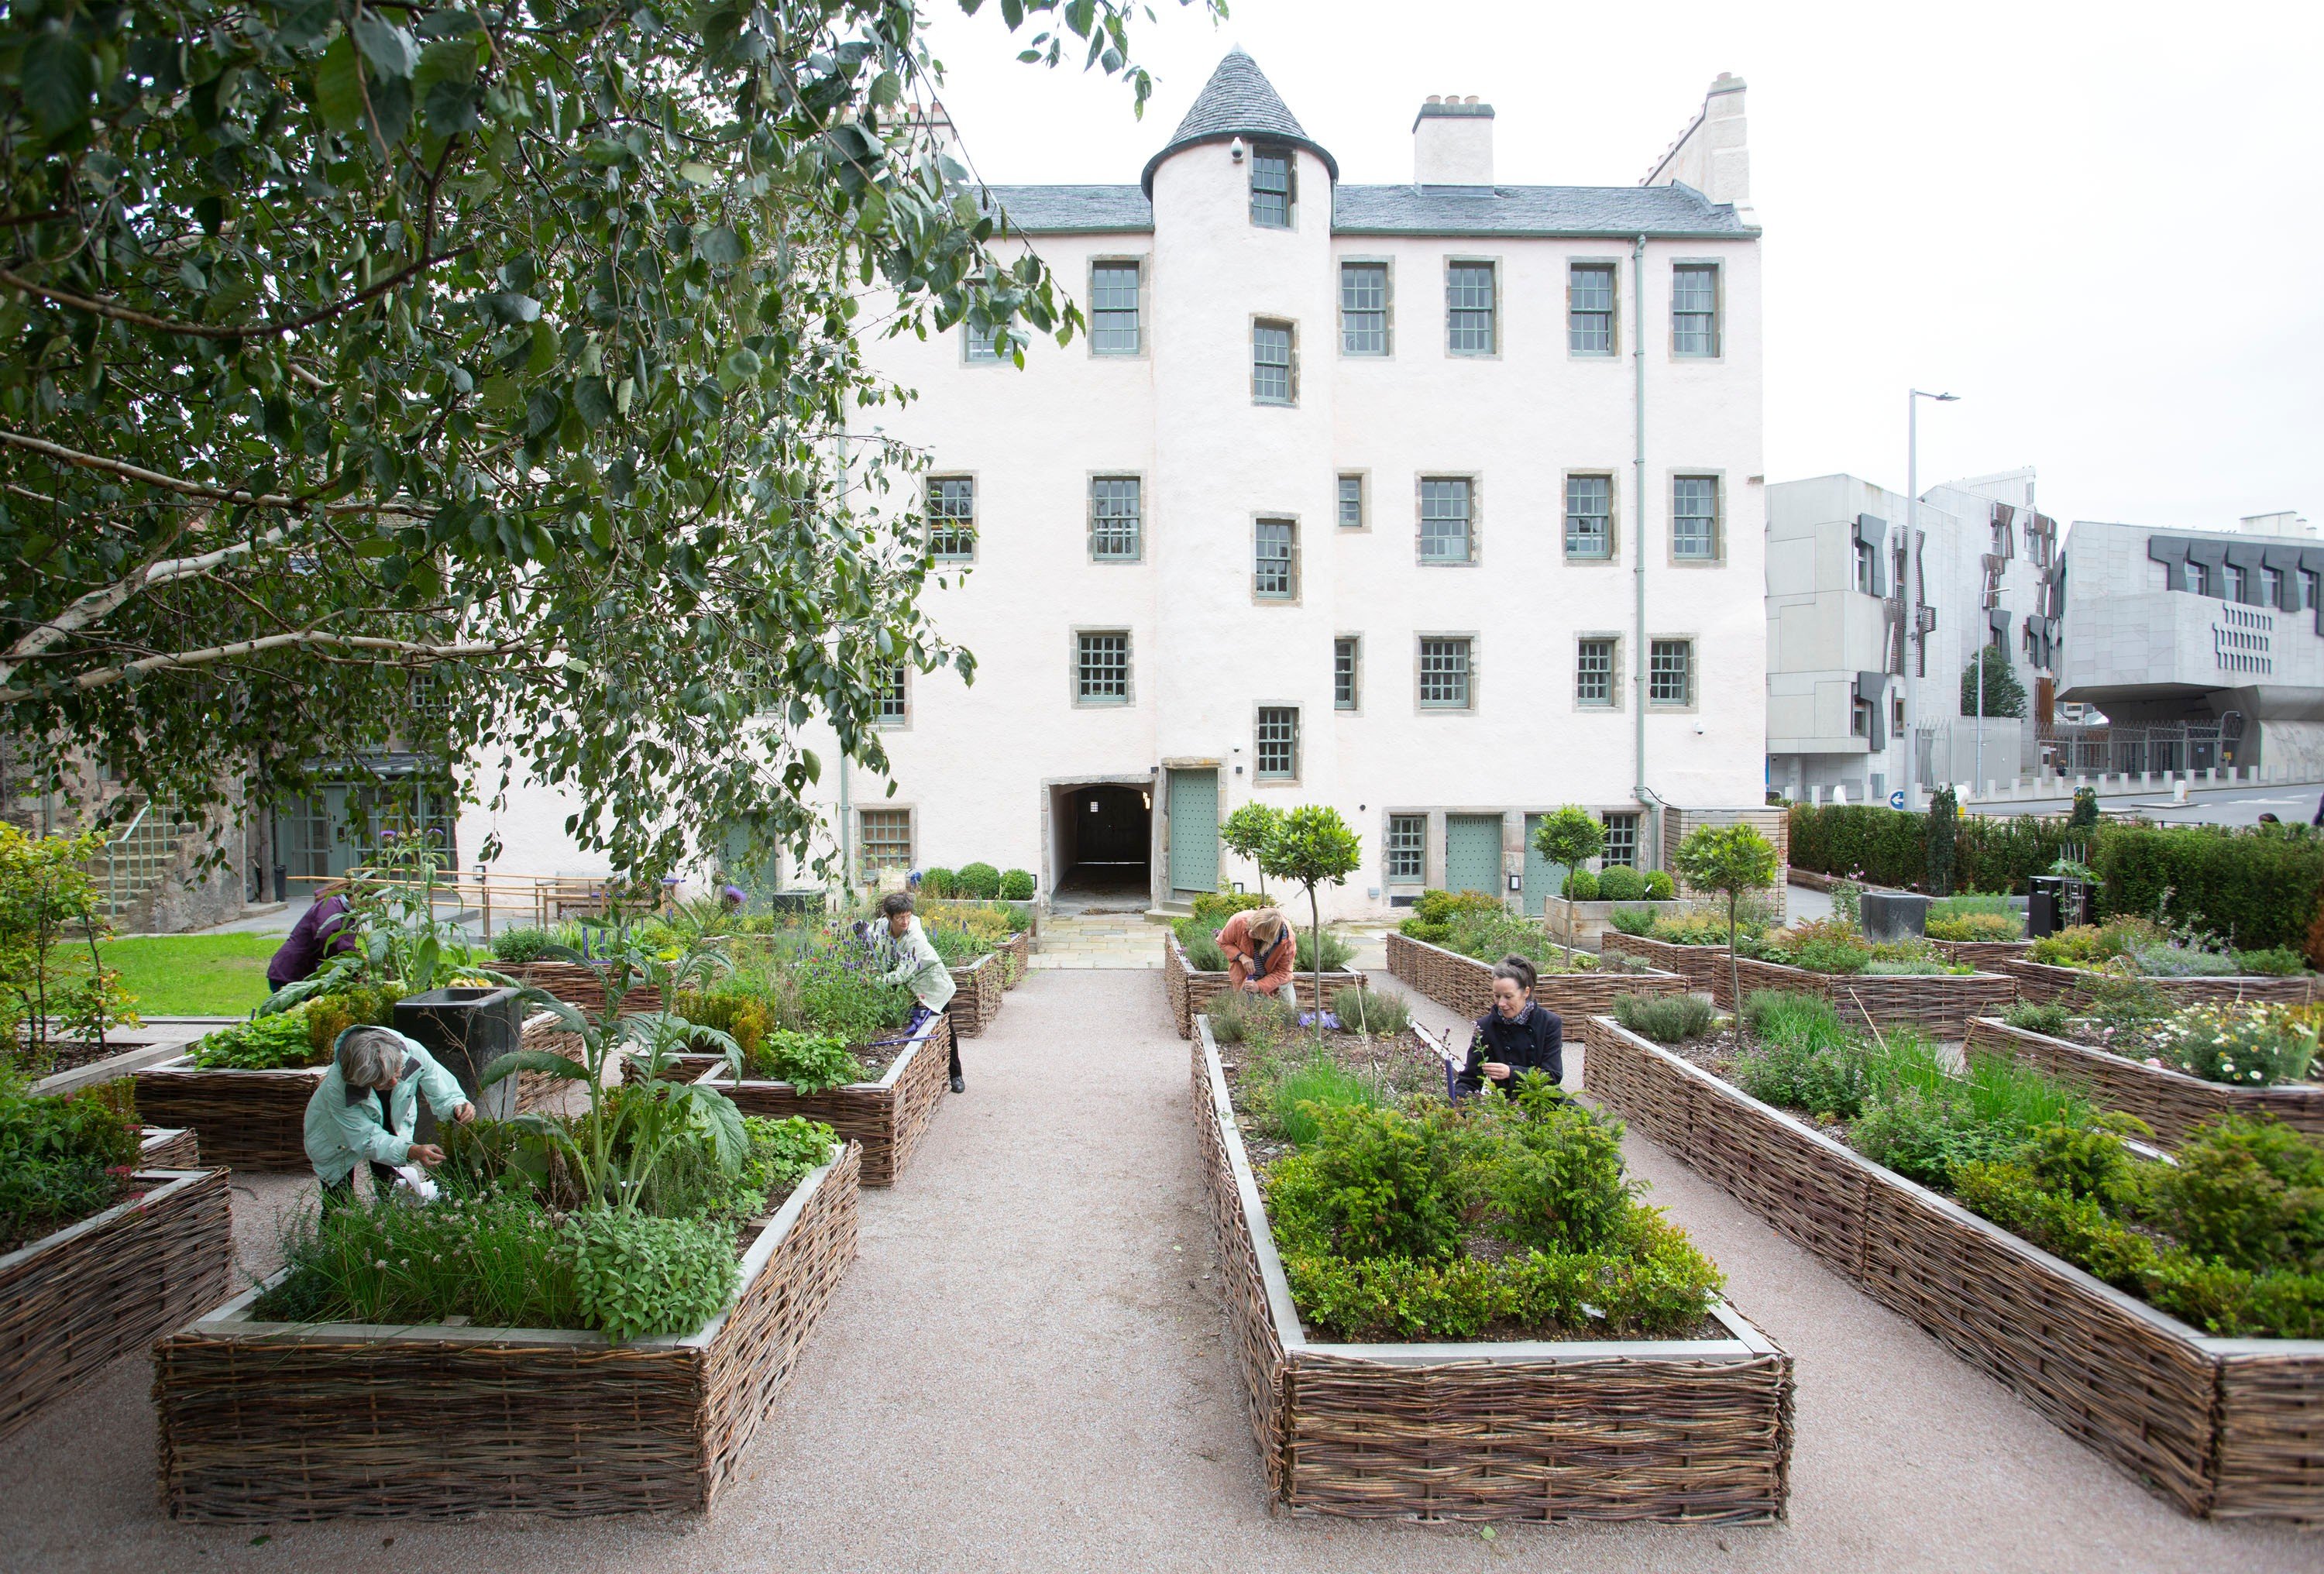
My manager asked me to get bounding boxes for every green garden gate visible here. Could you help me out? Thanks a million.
[1166,768,1219,899]
[1444,814,1503,896]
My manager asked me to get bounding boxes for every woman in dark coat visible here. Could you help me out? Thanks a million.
[1455,954,1564,1098]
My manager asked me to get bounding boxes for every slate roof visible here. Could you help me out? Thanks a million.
[1139,48,1338,194]
[971,181,1752,239]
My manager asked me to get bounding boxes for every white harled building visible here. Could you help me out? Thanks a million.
[472,53,1770,918]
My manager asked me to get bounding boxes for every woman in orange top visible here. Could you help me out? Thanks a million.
[1217,908,1297,1000]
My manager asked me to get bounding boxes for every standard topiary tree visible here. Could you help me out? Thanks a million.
[1530,806,1606,967]
[1220,802,1286,898]
[1672,823,1782,1011]
[1927,786,1959,896]
[1259,806,1364,1036]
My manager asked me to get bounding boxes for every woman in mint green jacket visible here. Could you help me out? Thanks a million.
[303,1025,475,1202]
[871,893,961,1091]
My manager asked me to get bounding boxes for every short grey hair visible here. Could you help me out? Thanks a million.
[336,1026,407,1090]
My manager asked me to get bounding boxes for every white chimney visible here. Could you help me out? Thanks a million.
[1413,95,1494,186]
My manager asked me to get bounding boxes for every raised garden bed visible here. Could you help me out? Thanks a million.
[138,1126,199,1167]
[695,1012,951,1188]
[1927,937,2034,971]
[1600,932,1732,996]
[944,951,1006,1040]
[132,1011,576,1171]
[1000,929,1032,988]
[1582,1014,2324,1524]
[1191,1016,1793,1520]
[2000,957,2321,1010]
[0,1166,232,1446]
[504,960,663,1016]
[155,1139,860,1521]
[1384,931,1689,1023]
[1963,1016,2324,1146]
[1599,934,2013,1036]
[1162,932,1365,1040]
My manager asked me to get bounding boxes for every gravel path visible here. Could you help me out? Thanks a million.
[0,967,2315,1572]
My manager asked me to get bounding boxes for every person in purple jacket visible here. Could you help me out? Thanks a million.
[266,892,356,991]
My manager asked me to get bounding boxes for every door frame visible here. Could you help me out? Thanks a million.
[1158,757,1225,910]
[1040,772,1159,909]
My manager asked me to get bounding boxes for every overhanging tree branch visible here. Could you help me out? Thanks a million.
[0,429,429,517]
[0,631,535,703]
[0,246,473,342]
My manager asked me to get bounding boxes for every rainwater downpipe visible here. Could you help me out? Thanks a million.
[836,432,854,896]
[1630,234,1666,861]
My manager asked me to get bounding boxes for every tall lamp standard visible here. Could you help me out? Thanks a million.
[1903,387,1960,810]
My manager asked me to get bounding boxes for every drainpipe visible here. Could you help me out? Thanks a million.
[1631,234,1664,863]
[836,431,854,897]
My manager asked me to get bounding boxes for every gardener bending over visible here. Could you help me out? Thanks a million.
[874,893,963,1093]
[1455,956,1564,1100]
[266,891,356,991]
[304,1025,475,1205]
[1218,908,1298,1003]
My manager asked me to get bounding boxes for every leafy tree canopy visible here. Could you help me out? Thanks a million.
[1960,648,2027,720]
[0,0,1218,875]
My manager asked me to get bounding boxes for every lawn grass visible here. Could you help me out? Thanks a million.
[101,933,279,1017]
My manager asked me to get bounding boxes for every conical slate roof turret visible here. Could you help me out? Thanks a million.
[1140,48,1337,195]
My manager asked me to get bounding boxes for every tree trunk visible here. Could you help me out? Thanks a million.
[1727,892,1742,1016]
[1308,885,1323,1041]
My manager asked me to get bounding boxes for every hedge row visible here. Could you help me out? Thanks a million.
[1786,803,2324,951]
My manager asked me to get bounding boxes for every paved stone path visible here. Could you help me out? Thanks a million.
[0,967,2315,1572]
[1029,911,1164,968]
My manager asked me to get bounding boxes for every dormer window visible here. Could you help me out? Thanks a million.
[1250,146,1294,228]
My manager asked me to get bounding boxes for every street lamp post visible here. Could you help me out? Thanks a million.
[1904,387,1959,811]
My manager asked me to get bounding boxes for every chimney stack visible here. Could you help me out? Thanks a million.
[1413,95,1494,186]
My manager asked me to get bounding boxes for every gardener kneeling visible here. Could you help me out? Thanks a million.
[874,893,963,1093]
[1455,956,1564,1100]
[1219,907,1298,1004]
[304,1025,475,1205]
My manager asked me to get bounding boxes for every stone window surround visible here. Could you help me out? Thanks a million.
[1070,626,1135,708]
[925,470,977,565]
[1667,467,1727,566]
[857,805,915,879]
[1252,702,1301,785]
[1563,468,1621,564]
[1334,633,1363,713]
[1415,472,1481,567]
[1574,631,1624,713]
[1251,314,1299,407]
[1567,258,1620,359]
[875,660,910,731]
[1647,633,1700,711]
[1336,469,1369,531]
[1085,254,1151,359]
[1252,514,1301,606]
[1338,256,1394,358]
[1443,254,1503,359]
[1086,470,1147,565]
[1669,257,1724,360]
[1415,630,1480,715]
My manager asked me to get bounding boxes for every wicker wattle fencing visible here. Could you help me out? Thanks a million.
[1161,933,1365,1040]
[1382,931,1691,1022]
[503,960,665,1016]
[1191,1017,1793,1521]
[694,1012,951,1188]
[1000,929,1033,988]
[131,1011,578,1171]
[1999,957,2322,1010]
[1964,1016,2324,1146]
[137,1126,201,1167]
[156,1140,861,1521]
[1926,938,2034,971]
[0,1166,232,1446]
[1598,932,1732,995]
[1582,1015,2324,1524]
[1597,933,2015,1037]
[944,952,1006,1040]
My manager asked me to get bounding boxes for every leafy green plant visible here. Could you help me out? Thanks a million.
[0,823,136,1065]
[1295,927,1356,974]
[1960,648,2027,720]
[1612,991,1715,1044]
[948,863,995,901]
[186,1009,325,1071]
[1440,910,1569,969]
[1270,1054,1385,1147]
[1561,868,1600,901]
[0,1076,142,1251]
[566,1211,741,1342]
[2150,1005,2319,1088]
[1609,906,1659,937]
[748,1029,866,1092]
[999,869,1037,902]
[1191,891,1270,924]
[1925,911,2024,943]
[2235,947,2309,978]
[2003,999,2075,1037]
[920,868,957,899]
[2148,1115,2324,1273]
[1329,987,1411,1037]
[1178,924,1230,973]
[490,927,557,964]
[1596,866,1646,902]
[1220,804,1287,896]
[1396,888,1504,945]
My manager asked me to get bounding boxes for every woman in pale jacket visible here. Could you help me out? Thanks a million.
[871,892,962,1092]
[304,1025,476,1205]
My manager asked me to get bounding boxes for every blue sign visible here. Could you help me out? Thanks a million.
[1889,790,1906,810]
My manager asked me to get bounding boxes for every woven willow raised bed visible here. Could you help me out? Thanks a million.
[1582,1015,2324,1524]
[944,952,1006,1040]
[1927,937,2033,971]
[1161,933,1365,1040]
[1964,1016,2324,1146]
[1383,932,1690,1023]
[504,960,665,1016]
[1600,932,1731,995]
[1192,1017,1793,1521]
[132,1010,577,1171]
[0,1167,232,1446]
[696,1012,950,1188]
[1601,935,2015,1036]
[156,1139,859,1521]
[1001,929,1032,988]
[138,1126,200,1167]
[2000,957,2322,1010]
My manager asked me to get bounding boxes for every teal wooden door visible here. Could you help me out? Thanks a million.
[1444,814,1502,895]
[1166,769,1219,897]
[1521,813,1558,916]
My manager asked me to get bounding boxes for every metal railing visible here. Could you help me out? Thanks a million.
[95,798,193,925]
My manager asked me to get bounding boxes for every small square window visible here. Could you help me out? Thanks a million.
[1253,319,1296,404]
[1566,475,1612,559]
[1851,695,1873,737]
[1855,538,1879,594]
[1334,637,1360,710]
[964,321,1001,363]
[1419,477,1473,563]
[858,809,912,878]
[1418,637,1473,710]
[1090,476,1142,562]
[1673,263,1720,356]
[1600,813,1639,868]
[1385,813,1425,882]
[1250,148,1294,229]
[877,662,908,725]
[1576,638,1615,707]
[1091,261,1142,355]
[1337,473,1366,530]
[1255,518,1298,600]
[1648,639,1693,706]
[1569,263,1616,356]
[1673,475,1720,561]
[927,476,975,562]
[1256,706,1299,779]
[1076,631,1130,703]
[1340,263,1388,355]
[1447,262,1497,355]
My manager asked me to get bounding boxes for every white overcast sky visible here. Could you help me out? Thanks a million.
[920,0,2322,531]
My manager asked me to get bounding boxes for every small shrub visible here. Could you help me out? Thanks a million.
[1296,927,1356,973]
[1397,888,1504,945]
[1644,870,1676,901]
[1179,925,1230,972]
[1594,866,1646,902]
[1330,987,1411,1037]
[1609,906,1658,937]
[955,862,1002,900]
[998,868,1037,902]
[2234,947,2307,978]
[1191,890,1270,924]
[1611,991,1715,1044]
[1925,911,2023,943]
[919,867,956,899]
[1267,1102,1464,1261]
[1561,868,1600,901]
[187,1007,330,1070]
[1488,1096,1635,1255]
[1206,988,1293,1046]
[2147,1115,2324,1275]
[2003,999,2075,1037]
[1760,917,1872,975]
[2126,941,2242,978]
[490,926,556,964]
[682,989,770,1065]
[566,1211,741,1342]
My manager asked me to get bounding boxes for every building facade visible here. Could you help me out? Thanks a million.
[470,53,1770,918]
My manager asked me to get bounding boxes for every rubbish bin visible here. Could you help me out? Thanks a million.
[394,985,525,1136]
[2027,877,2094,938]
